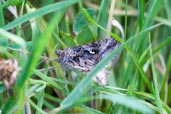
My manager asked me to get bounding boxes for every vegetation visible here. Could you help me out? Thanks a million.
[0,0,171,114]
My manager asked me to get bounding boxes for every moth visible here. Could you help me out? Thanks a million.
[55,38,121,85]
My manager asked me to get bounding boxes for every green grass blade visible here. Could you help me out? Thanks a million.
[16,15,60,87]
[153,36,171,55]
[35,89,45,114]
[138,0,144,30]
[34,70,62,91]
[161,52,171,92]
[144,0,162,29]
[2,0,79,30]
[164,0,171,19]
[61,47,123,104]
[29,99,47,114]
[136,0,163,54]
[99,94,153,114]
[149,35,163,113]
[97,0,110,39]
[0,1,5,27]
[0,29,26,49]
[124,0,128,40]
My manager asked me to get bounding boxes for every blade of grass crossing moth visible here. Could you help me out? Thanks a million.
[80,6,153,91]
[148,34,163,113]
[81,6,168,92]
[50,23,163,113]
[49,41,124,114]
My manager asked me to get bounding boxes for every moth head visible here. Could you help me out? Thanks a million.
[55,50,65,63]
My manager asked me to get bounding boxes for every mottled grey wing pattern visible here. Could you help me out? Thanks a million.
[55,38,120,85]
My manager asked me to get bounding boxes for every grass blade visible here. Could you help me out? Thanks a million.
[99,94,153,114]
[2,0,79,30]
[149,35,163,113]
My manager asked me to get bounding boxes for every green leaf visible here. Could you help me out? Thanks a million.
[76,25,94,45]
[60,31,76,47]
[73,8,97,33]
